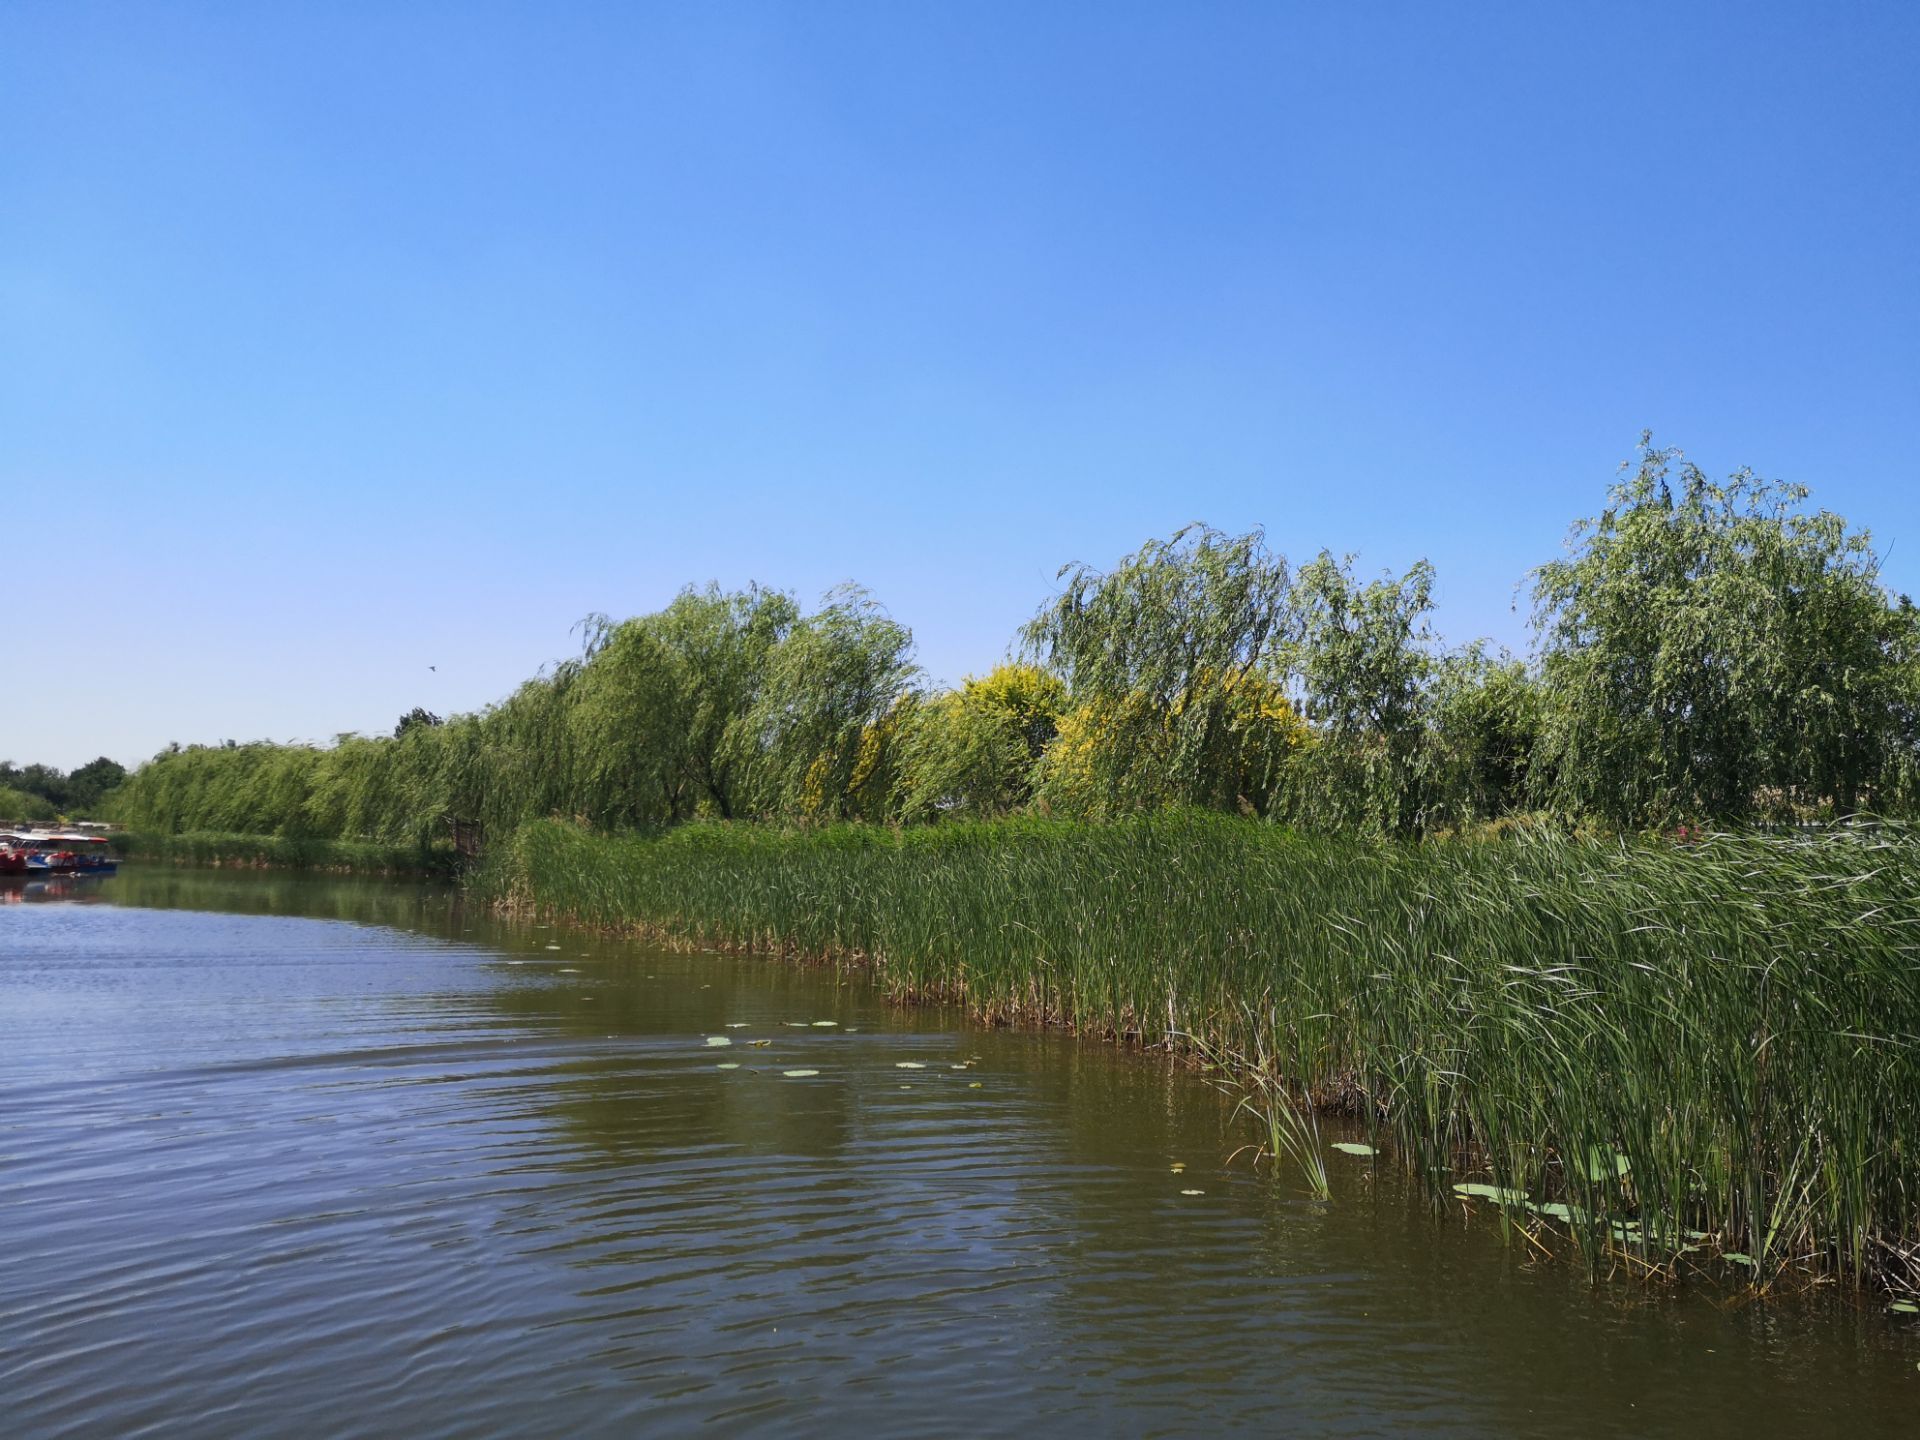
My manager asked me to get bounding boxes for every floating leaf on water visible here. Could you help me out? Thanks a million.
[1453,1183,1528,1205]
[724,1023,750,1029]
[749,1040,772,1048]
[812,1021,838,1027]
[1331,1142,1375,1157]
[950,1064,969,1071]
[558,968,580,974]
[704,1036,733,1048]
[1530,1201,1579,1223]
[844,1028,860,1033]
[782,1022,810,1028]
[1723,1253,1755,1267]
[1585,1146,1631,1182]
[1889,1301,1919,1314]
[895,1062,926,1070]
[782,1069,819,1078]
[1170,1163,1186,1173]
[715,1062,740,1070]
[968,1082,982,1088]
[1180,1189,1205,1196]
[544,944,562,950]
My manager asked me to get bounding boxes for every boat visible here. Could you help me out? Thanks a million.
[0,836,28,876]
[12,830,119,875]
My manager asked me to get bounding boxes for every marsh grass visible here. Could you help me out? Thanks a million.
[476,811,1920,1296]
[113,830,459,878]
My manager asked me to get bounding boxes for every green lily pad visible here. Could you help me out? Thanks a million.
[715,1062,740,1070]
[704,1036,732,1047]
[812,1021,838,1027]
[1723,1252,1754,1267]
[895,1061,926,1070]
[782,1068,819,1078]
[1889,1301,1919,1314]
[1331,1142,1375,1157]
[1586,1147,1631,1182]
[1453,1183,1529,1205]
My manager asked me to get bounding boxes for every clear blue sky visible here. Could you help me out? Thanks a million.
[5,2,1916,771]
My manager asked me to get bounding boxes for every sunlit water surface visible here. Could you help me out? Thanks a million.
[3,868,1915,1437]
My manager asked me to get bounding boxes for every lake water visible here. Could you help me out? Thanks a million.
[3,867,1915,1437]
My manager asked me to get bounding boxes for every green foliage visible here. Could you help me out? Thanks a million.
[101,436,1920,842]
[895,664,1067,820]
[393,707,442,737]
[747,585,918,821]
[1530,437,1920,825]
[110,584,917,840]
[1275,552,1444,834]
[0,756,127,817]
[1022,523,1296,812]
[113,829,457,877]
[0,785,59,822]
[481,814,1920,1293]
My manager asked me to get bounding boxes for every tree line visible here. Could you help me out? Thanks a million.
[108,439,1920,843]
[1,757,128,823]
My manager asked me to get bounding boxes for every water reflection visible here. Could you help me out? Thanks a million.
[2,866,1914,1438]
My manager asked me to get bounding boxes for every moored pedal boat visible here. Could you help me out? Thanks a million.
[14,831,119,874]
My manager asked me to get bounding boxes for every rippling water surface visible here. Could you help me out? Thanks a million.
[3,868,1916,1437]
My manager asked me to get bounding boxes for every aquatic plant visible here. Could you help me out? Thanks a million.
[475,812,1920,1296]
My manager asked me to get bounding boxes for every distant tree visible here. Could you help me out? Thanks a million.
[749,585,918,821]
[1022,524,1294,812]
[0,784,58,822]
[1529,437,1920,824]
[1278,552,1443,834]
[896,664,1068,820]
[394,707,443,738]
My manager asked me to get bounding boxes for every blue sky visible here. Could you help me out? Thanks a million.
[5,2,1916,771]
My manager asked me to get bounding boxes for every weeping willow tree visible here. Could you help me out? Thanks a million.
[894,664,1067,821]
[1530,438,1920,825]
[112,583,918,841]
[1021,524,1302,814]
[746,585,919,822]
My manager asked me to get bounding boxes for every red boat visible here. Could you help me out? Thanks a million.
[0,837,28,876]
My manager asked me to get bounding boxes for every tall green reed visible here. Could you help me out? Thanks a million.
[476,812,1920,1295]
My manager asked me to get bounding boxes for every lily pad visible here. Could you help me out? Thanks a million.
[715,1062,740,1070]
[1453,1182,1528,1205]
[895,1062,926,1070]
[704,1036,732,1048]
[1889,1301,1919,1315]
[724,1023,749,1029]
[1586,1146,1631,1182]
[1180,1189,1205,1196]
[1331,1142,1376,1157]
[812,1021,838,1028]
[1723,1252,1755,1267]
[968,1082,982,1089]
[782,1069,820,1078]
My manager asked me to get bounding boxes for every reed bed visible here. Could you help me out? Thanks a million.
[113,830,459,878]
[477,812,1920,1296]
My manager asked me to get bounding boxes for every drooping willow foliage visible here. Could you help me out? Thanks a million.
[109,439,1920,842]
